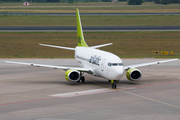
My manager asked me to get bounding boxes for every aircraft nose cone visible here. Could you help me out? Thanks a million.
[110,66,124,80]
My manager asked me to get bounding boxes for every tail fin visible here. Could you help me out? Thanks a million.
[76,9,88,47]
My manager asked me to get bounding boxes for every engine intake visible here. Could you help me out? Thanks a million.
[126,68,141,81]
[65,69,80,82]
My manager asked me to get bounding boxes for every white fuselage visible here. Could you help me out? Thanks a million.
[75,46,124,80]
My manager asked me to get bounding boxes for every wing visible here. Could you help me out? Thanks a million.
[124,59,178,70]
[3,61,92,72]
[39,44,75,50]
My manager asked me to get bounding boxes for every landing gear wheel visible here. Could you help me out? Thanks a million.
[111,83,116,89]
[81,76,85,83]
[114,84,116,89]
[111,84,113,89]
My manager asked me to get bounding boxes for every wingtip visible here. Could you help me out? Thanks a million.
[39,43,46,46]
[3,61,10,63]
[171,58,178,61]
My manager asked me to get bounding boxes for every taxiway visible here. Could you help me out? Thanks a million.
[0,59,180,120]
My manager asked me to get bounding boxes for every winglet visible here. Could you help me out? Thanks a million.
[76,8,88,47]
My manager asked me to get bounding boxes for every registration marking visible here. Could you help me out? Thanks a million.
[49,88,114,97]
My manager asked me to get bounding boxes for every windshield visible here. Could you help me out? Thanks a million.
[108,63,123,66]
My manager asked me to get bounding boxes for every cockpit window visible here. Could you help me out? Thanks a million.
[108,63,123,66]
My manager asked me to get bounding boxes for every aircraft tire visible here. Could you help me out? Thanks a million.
[114,84,116,89]
[81,76,85,83]
[111,83,116,89]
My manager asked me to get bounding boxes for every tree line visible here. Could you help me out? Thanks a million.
[1,0,180,4]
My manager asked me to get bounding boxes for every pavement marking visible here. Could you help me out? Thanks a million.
[49,80,180,98]
[0,97,58,106]
[1,79,180,106]
[119,81,180,109]
[119,80,180,90]
[121,90,180,109]
[0,88,115,106]
[87,78,180,109]
[0,74,60,80]
[86,78,111,88]
[117,82,180,109]
[49,88,114,97]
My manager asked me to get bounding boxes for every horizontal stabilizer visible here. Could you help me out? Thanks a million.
[90,43,113,49]
[39,44,75,50]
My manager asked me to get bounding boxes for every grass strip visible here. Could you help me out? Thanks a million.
[0,15,180,26]
[0,31,180,58]
[0,3,179,13]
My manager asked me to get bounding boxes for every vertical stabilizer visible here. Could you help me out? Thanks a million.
[76,9,88,47]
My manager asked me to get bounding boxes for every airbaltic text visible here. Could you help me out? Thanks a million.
[89,55,101,66]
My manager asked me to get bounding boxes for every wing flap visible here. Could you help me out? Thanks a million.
[124,59,178,70]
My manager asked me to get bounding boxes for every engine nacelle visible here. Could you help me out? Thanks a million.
[126,68,142,81]
[65,69,80,82]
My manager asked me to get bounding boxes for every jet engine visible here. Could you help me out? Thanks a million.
[126,68,141,81]
[65,69,80,82]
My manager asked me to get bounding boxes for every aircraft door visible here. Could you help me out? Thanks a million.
[101,59,106,71]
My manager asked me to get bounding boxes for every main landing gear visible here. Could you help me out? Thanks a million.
[81,76,85,83]
[77,76,85,83]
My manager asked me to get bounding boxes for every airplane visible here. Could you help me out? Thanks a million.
[4,9,178,89]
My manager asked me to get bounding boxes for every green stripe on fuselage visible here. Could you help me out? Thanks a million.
[76,8,88,47]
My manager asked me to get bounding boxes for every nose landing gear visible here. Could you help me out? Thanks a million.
[111,80,117,89]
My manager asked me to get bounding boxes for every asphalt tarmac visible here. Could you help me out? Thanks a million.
[0,58,180,120]
[1,26,180,31]
[1,13,180,16]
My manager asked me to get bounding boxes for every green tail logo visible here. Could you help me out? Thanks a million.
[76,9,88,47]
